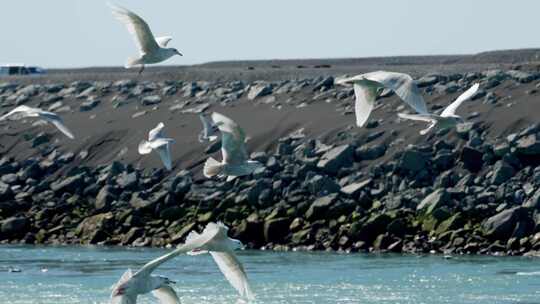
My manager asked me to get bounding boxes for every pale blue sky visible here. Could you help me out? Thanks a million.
[1,1,538,68]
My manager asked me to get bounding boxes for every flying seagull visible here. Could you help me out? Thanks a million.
[335,71,428,127]
[0,105,74,139]
[203,112,263,181]
[186,222,254,301]
[398,83,480,135]
[198,113,219,143]
[138,122,175,170]
[111,236,209,304]
[109,4,182,74]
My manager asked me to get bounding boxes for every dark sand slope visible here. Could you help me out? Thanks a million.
[1,49,540,255]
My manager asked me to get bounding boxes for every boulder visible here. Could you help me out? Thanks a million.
[50,174,84,194]
[263,217,290,243]
[515,134,540,155]
[316,144,354,175]
[460,146,483,172]
[491,161,515,185]
[247,84,272,100]
[141,95,162,106]
[0,217,28,238]
[305,174,339,195]
[482,207,525,240]
[75,212,114,243]
[417,188,451,214]
[95,186,115,211]
[398,149,426,172]
[340,179,372,198]
[305,194,338,221]
[79,99,101,112]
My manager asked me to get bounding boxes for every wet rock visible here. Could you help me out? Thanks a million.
[0,217,28,239]
[75,212,114,243]
[122,227,144,245]
[354,213,392,243]
[264,217,290,243]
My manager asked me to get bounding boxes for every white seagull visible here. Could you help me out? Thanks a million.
[0,105,74,139]
[186,222,254,301]
[398,83,480,135]
[111,238,205,304]
[138,122,175,170]
[203,112,263,181]
[198,113,219,143]
[109,4,183,74]
[335,71,428,127]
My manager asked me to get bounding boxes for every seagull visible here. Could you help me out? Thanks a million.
[0,105,75,139]
[203,112,263,181]
[109,4,183,74]
[186,222,254,301]
[398,83,479,135]
[335,71,428,127]
[111,238,205,304]
[198,113,219,143]
[138,122,175,170]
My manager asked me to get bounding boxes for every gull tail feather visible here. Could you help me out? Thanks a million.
[203,157,223,178]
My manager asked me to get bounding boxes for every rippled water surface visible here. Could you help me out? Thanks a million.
[1,245,540,303]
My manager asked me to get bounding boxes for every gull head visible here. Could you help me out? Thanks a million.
[172,48,183,56]
[229,238,245,251]
[154,275,175,288]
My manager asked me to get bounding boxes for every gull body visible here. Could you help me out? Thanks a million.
[186,222,254,301]
[111,240,203,304]
[0,105,74,139]
[138,122,175,170]
[335,71,428,127]
[109,4,182,74]
[203,112,263,181]
[398,83,479,135]
[198,113,219,143]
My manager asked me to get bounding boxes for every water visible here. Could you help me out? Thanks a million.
[1,246,540,304]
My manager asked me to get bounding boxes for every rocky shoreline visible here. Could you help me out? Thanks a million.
[1,61,540,256]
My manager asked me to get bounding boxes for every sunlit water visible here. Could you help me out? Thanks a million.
[1,245,540,304]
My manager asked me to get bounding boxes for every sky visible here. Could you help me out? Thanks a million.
[1,0,539,68]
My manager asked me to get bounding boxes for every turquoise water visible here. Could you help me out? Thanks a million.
[1,246,540,304]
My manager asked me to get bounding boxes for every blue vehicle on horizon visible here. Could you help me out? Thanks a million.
[0,64,46,76]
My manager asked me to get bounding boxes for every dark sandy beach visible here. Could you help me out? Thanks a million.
[1,49,540,255]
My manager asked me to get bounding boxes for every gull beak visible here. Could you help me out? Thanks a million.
[176,50,183,56]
